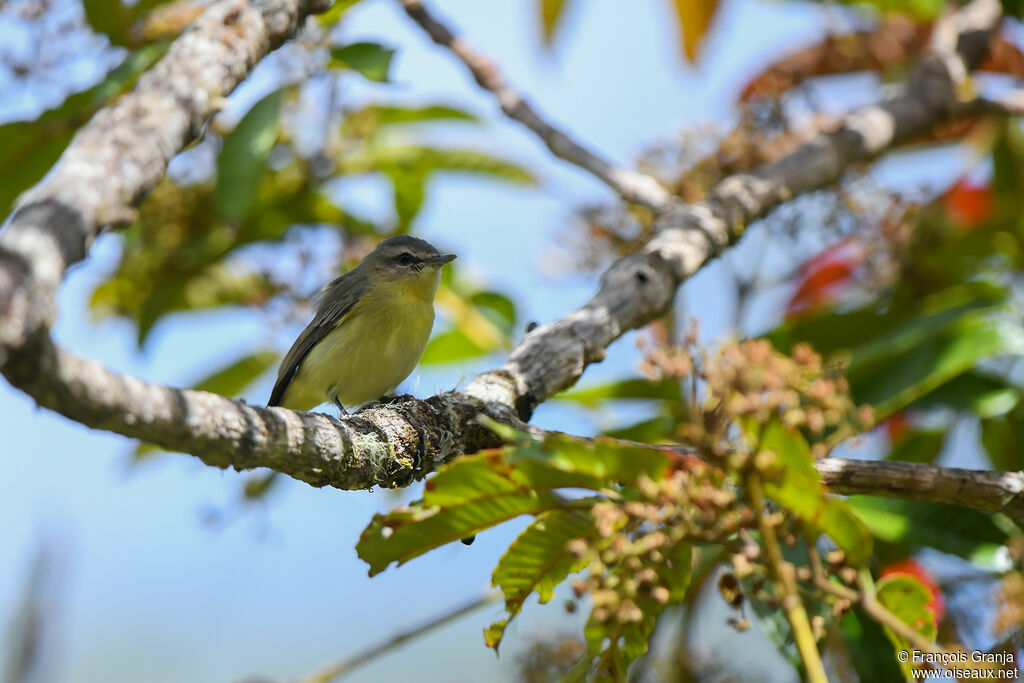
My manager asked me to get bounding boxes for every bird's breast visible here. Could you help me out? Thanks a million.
[297,294,436,409]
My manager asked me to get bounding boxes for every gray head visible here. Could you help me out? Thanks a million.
[361,235,456,283]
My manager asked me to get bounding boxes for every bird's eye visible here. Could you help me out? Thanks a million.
[397,252,414,266]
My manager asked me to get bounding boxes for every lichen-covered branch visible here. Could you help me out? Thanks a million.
[460,0,1002,420]
[0,0,1018,533]
[0,0,329,361]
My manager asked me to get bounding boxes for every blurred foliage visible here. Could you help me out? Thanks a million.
[11,0,1024,679]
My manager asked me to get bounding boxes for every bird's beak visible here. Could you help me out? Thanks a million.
[426,253,457,266]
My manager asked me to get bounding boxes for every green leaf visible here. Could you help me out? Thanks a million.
[538,0,574,44]
[981,407,1024,472]
[135,266,276,343]
[603,415,679,443]
[847,497,1010,568]
[243,472,280,500]
[875,574,937,678]
[833,0,947,20]
[470,291,517,330]
[911,371,1020,418]
[486,509,596,650]
[838,608,904,683]
[192,352,278,397]
[357,433,669,575]
[420,327,488,365]
[329,42,396,82]
[361,104,478,126]
[0,44,166,217]
[356,451,593,576]
[317,0,365,25]
[850,311,1024,418]
[885,430,944,464]
[770,285,1023,419]
[216,88,285,221]
[383,166,427,229]
[556,377,682,408]
[760,423,873,566]
[505,432,671,487]
[82,0,133,45]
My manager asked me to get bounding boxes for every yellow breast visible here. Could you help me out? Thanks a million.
[281,278,438,411]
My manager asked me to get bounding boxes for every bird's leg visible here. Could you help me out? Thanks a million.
[333,397,348,415]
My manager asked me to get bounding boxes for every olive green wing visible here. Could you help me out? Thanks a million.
[267,270,370,407]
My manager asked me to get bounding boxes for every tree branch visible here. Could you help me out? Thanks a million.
[0,0,1017,535]
[395,0,676,210]
[816,457,1024,527]
[0,0,329,362]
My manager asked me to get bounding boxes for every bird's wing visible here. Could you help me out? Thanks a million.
[268,270,369,407]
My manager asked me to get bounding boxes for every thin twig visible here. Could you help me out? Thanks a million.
[395,0,674,210]
[303,591,501,682]
[747,473,828,683]
[857,571,945,658]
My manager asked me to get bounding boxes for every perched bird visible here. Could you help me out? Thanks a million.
[268,235,456,412]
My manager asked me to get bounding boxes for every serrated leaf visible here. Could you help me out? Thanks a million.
[330,42,395,82]
[486,509,596,650]
[356,451,597,576]
[760,422,872,566]
[216,89,284,222]
[357,434,669,575]
[505,432,671,487]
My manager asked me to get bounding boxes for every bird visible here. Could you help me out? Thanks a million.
[268,235,456,412]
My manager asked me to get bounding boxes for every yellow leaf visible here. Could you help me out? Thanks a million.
[539,0,573,45]
[669,0,719,62]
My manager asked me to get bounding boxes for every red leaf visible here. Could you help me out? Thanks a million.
[883,411,912,445]
[785,239,864,319]
[943,178,993,230]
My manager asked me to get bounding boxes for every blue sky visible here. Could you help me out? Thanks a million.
[0,1,972,681]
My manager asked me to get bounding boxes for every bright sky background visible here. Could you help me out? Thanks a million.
[0,1,972,681]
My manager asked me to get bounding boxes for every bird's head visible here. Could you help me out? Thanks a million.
[363,235,456,300]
